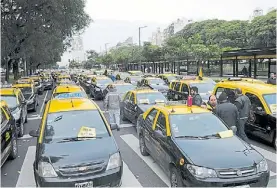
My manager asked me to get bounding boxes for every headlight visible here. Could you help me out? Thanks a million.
[186,164,217,179]
[256,159,268,173]
[38,161,58,177]
[12,108,21,121]
[95,88,101,91]
[106,152,121,170]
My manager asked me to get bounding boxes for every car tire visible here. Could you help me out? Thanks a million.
[9,136,18,160]
[120,110,127,121]
[170,166,183,187]
[18,117,24,137]
[139,134,149,156]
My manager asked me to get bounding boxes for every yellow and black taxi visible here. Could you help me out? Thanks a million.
[0,86,27,137]
[15,77,35,85]
[41,74,54,90]
[124,75,142,86]
[137,101,269,187]
[90,76,113,100]
[120,87,167,124]
[103,81,136,100]
[1,100,18,167]
[158,73,179,85]
[213,78,277,148]
[168,78,215,102]
[56,74,71,85]
[50,84,87,100]
[139,77,169,96]
[29,98,122,187]
[94,70,105,75]
[30,75,44,95]
[12,83,38,112]
[80,74,97,93]
[115,72,130,81]
[127,70,143,76]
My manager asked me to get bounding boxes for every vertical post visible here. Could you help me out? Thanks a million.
[187,60,190,74]
[233,60,236,77]
[235,56,238,77]
[254,55,257,79]
[220,55,223,77]
[177,61,180,75]
[173,62,176,74]
[268,59,271,78]
[249,59,252,77]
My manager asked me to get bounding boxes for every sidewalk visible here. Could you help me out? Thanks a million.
[268,178,277,187]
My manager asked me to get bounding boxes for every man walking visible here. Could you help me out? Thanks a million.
[104,85,121,127]
[215,92,239,128]
[234,88,251,142]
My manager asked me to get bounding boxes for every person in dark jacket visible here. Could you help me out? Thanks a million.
[206,94,217,112]
[216,92,239,129]
[234,88,251,143]
[267,73,276,85]
[190,86,203,107]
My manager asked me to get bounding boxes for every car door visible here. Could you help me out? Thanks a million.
[128,93,137,122]
[179,83,189,100]
[1,107,12,167]
[143,109,159,156]
[122,92,131,119]
[245,92,270,141]
[18,91,27,117]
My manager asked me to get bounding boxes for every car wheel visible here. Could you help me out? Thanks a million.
[139,134,149,156]
[120,109,127,121]
[18,117,24,137]
[9,136,18,160]
[170,166,183,187]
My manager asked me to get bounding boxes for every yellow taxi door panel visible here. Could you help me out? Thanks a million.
[143,109,159,156]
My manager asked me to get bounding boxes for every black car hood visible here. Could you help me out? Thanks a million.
[150,84,168,90]
[41,137,118,169]
[23,93,33,100]
[175,136,263,169]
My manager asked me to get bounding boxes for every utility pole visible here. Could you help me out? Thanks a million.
[139,26,147,70]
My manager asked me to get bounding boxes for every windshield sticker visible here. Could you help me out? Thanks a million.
[270,104,276,114]
[139,99,150,104]
[217,130,233,138]
[78,126,96,138]
[55,92,82,99]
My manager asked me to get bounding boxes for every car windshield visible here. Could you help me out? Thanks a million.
[136,92,167,104]
[170,113,228,138]
[130,77,141,82]
[167,76,177,82]
[115,85,136,93]
[149,79,165,85]
[263,93,276,114]
[1,95,17,108]
[97,79,113,85]
[44,110,109,142]
[19,87,32,94]
[53,92,87,99]
[190,83,215,94]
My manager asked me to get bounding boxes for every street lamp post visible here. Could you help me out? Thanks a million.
[139,26,147,71]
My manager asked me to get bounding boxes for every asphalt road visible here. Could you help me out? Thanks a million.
[1,89,276,187]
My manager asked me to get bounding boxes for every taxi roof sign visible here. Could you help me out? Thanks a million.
[55,92,83,99]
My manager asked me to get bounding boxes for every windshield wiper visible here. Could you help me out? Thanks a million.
[53,115,63,122]
[57,136,102,143]
[175,134,220,140]
[175,136,203,139]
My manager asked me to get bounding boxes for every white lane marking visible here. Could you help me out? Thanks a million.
[39,90,49,117]
[17,135,33,139]
[251,145,276,162]
[27,117,42,120]
[16,146,142,187]
[120,134,170,186]
[16,146,36,187]
[30,114,39,117]
[119,123,135,128]
[122,162,142,187]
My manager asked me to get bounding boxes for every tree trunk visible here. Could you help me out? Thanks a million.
[13,60,19,80]
[5,59,13,83]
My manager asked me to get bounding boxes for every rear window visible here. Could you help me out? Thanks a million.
[44,110,109,142]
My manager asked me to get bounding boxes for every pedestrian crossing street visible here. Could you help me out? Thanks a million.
[15,126,277,187]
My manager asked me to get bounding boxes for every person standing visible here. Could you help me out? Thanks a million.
[234,88,251,143]
[216,92,239,128]
[104,86,121,127]
[267,73,276,85]
[206,94,217,112]
[190,86,203,107]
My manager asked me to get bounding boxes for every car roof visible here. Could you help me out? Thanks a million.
[12,83,32,88]
[133,88,159,94]
[0,88,19,95]
[145,77,162,80]
[155,104,210,115]
[216,81,276,94]
[54,85,83,93]
[48,98,97,113]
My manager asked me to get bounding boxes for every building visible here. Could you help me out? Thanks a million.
[70,35,86,62]
[249,8,264,21]
[150,27,164,46]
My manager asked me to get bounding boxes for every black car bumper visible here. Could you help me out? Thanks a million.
[94,90,104,99]
[36,166,122,187]
[182,170,269,187]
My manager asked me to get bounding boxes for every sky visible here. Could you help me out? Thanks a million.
[60,0,276,65]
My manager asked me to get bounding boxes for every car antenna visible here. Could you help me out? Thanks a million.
[70,99,74,108]
[171,108,175,113]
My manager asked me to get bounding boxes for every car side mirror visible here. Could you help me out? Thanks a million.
[230,126,237,135]
[256,107,264,112]
[45,99,49,104]
[154,130,165,138]
[110,123,120,131]
[29,130,39,137]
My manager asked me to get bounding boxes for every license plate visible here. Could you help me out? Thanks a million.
[75,181,93,188]
[234,185,250,188]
